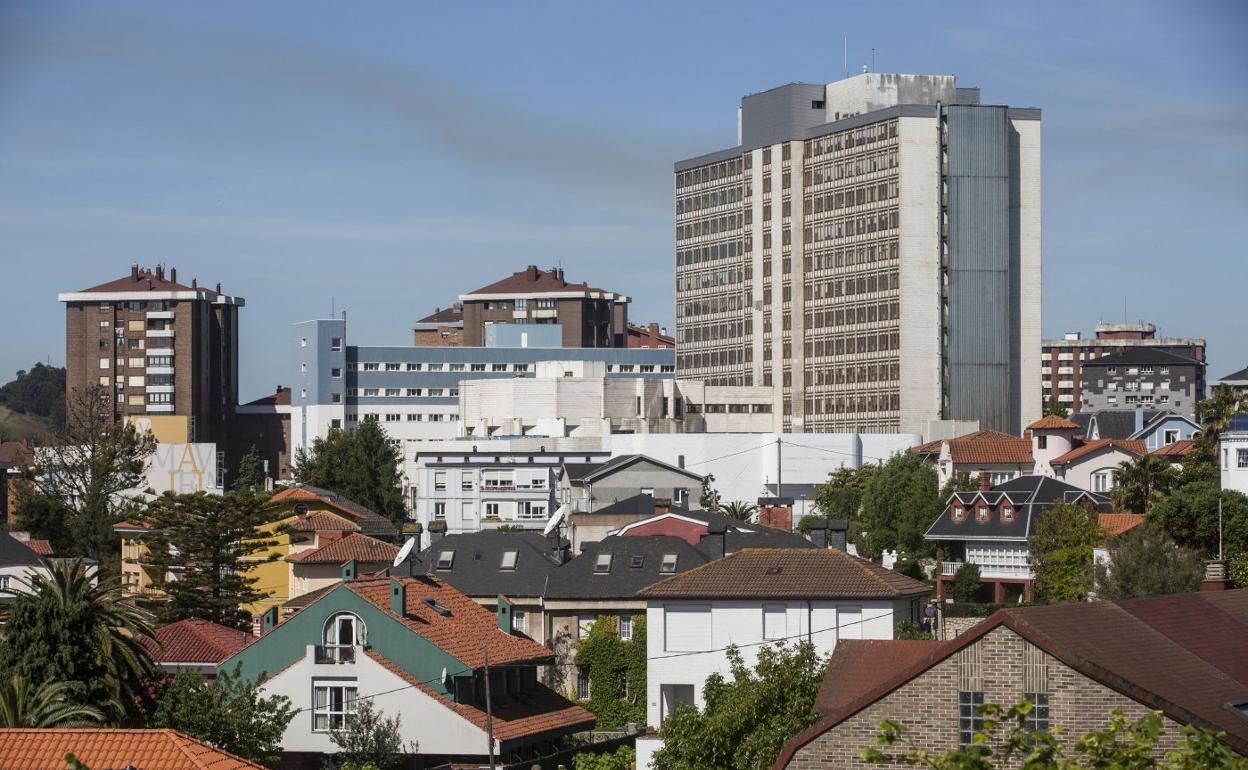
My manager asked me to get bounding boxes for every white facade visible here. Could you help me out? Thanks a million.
[262,645,494,756]
[1221,429,1248,496]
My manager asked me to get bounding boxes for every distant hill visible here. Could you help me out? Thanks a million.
[0,363,65,441]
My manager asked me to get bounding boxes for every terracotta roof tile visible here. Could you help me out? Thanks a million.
[638,548,932,600]
[346,577,554,668]
[286,532,398,564]
[911,430,1033,464]
[288,511,361,532]
[1152,439,1195,458]
[0,728,263,770]
[365,650,595,743]
[22,539,53,556]
[270,485,398,537]
[144,619,256,665]
[0,441,32,466]
[814,640,942,717]
[1099,513,1145,538]
[1050,438,1146,465]
[1026,415,1079,431]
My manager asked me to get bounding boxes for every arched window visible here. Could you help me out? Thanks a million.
[321,612,365,663]
[1091,470,1115,493]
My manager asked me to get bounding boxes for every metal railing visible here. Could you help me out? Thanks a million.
[314,645,356,664]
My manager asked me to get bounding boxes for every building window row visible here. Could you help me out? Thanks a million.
[675,157,743,191]
[676,212,743,242]
[805,121,897,159]
[676,185,744,217]
[806,209,899,243]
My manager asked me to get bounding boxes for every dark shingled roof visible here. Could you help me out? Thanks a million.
[419,531,563,599]
[1081,346,1203,368]
[545,535,709,600]
[814,640,942,717]
[416,304,464,324]
[0,532,42,568]
[561,455,703,486]
[1216,365,1248,382]
[464,266,610,297]
[925,475,1113,542]
[638,548,931,600]
[774,590,1248,768]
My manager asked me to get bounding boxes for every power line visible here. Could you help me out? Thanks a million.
[680,440,774,467]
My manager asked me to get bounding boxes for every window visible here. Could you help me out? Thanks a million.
[434,472,446,491]
[1092,470,1114,492]
[436,550,455,569]
[578,615,596,639]
[976,506,990,522]
[629,554,645,569]
[331,393,342,404]
[461,472,473,491]
[1239,449,1248,469]
[952,504,966,522]
[1163,428,1180,445]
[619,614,633,640]
[959,692,985,745]
[1036,435,1047,450]
[330,337,343,351]
[500,550,518,571]
[513,609,527,634]
[312,683,357,731]
[320,612,364,663]
[363,362,379,371]
[363,388,379,397]
[664,605,710,651]
[1024,693,1050,732]
[433,502,446,520]
[576,667,590,700]
[385,388,400,397]
[385,413,399,422]
[100,357,109,369]
[763,604,786,640]
[594,553,613,574]
[660,553,678,574]
[1001,505,1015,523]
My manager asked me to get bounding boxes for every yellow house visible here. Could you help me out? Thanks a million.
[116,520,167,598]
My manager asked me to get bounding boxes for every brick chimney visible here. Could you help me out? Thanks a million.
[155,264,164,281]
[170,267,176,283]
[979,472,992,492]
[1203,560,1232,591]
[130,261,139,281]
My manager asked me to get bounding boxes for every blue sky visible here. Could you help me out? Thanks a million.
[1,1,1245,400]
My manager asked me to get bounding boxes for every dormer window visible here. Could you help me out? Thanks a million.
[320,612,364,663]
[594,553,613,574]
[976,506,990,522]
[952,504,966,522]
[1001,506,1015,523]
[630,555,645,569]
[500,550,518,571]
[660,554,678,574]
[436,550,455,570]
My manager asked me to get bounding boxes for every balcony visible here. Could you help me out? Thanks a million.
[314,645,357,664]
[146,311,175,320]
[146,404,174,413]
[146,328,175,338]
[941,560,1032,579]
[147,366,175,376]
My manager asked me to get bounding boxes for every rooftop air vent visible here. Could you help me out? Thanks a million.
[766,565,782,575]
[422,597,452,617]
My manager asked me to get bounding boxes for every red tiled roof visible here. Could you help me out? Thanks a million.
[911,430,1033,465]
[365,650,595,743]
[774,590,1248,768]
[22,539,53,556]
[288,511,361,532]
[346,577,554,668]
[0,729,263,770]
[78,267,212,295]
[463,265,610,297]
[0,441,32,466]
[1099,513,1145,538]
[814,640,942,717]
[286,532,398,564]
[1152,439,1195,458]
[1026,415,1079,431]
[1050,438,1146,465]
[638,548,932,600]
[144,619,256,665]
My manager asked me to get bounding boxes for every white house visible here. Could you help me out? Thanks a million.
[1221,414,1248,496]
[0,532,48,604]
[633,548,931,768]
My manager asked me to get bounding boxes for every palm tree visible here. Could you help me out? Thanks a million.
[4,559,157,720]
[0,675,104,728]
[720,500,759,522]
[1111,454,1177,513]
[1195,383,1248,449]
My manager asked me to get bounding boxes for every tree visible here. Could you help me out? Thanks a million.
[326,698,413,770]
[142,491,285,630]
[1195,383,1248,452]
[572,745,636,770]
[856,453,942,561]
[651,641,824,770]
[573,615,646,729]
[0,675,104,727]
[28,385,155,569]
[1043,398,1069,418]
[1148,482,1248,560]
[949,562,982,603]
[865,700,1248,769]
[814,465,876,521]
[294,419,405,526]
[11,489,74,555]
[720,500,758,522]
[151,665,295,767]
[1095,521,1204,599]
[0,560,156,724]
[232,445,264,492]
[1111,454,1177,514]
[698,473,721,511]
[1028,502,1102,604]
[0,362,67,432]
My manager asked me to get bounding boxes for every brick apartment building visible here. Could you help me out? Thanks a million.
[1041,322,1206,413]
[627,322,676,349]
[412,304,464,347]
[58,264,244,448]
[775,590,1248,768]
[457,265,631,348]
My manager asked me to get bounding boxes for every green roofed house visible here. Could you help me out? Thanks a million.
[224,571,594,765]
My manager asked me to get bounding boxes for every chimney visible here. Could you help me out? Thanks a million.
[808,518,827,548]
[261,605,279,635]
[155,264,164,281]
[979,472,992,492]
[130,262,139,281]
[341,559,357,581]
[649,322,659,336]
[390,578,407,615]
[215,282,222,294]
[1203,560,1232,591]
[497,594,514,633]
[191,277,197,289]
[705,521,727,559]
[827,519,848,551]
[428,520,447,543]
[170,267,176,283]
[526,265,539,280]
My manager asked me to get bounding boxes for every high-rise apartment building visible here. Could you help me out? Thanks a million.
[674,73,1042,435]
[58,264,244,446]
[1041,322,1206,412]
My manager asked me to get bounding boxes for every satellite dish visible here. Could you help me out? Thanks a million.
[393,536,417,568]
[543,504,568,536]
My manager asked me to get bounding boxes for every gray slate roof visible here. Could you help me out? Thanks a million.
[925,475,1113,542]
[561,455,703,486]
[419,531,563,599]
[0,532,43,568]
[544,535,709,600]
[1215,365,1248,383]
[1081,347,1203,368]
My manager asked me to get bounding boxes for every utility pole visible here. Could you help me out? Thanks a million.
[483,646,496,770]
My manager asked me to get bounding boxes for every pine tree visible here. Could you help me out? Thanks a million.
[1095,521,1204,599]
[294,418,406,525]
[142,491,285,630]
[232,445,265,492]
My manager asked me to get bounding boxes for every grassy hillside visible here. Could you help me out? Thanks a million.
[0,405,51,443]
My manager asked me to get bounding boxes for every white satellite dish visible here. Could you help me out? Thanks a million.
[393,536,417,568]
[542,504,568,536]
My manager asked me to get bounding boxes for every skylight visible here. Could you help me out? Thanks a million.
[436,550,455,570]
[500,550,518,571]
[660,554,678,574]
[630,555,645,569]
[594,553,613,574]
